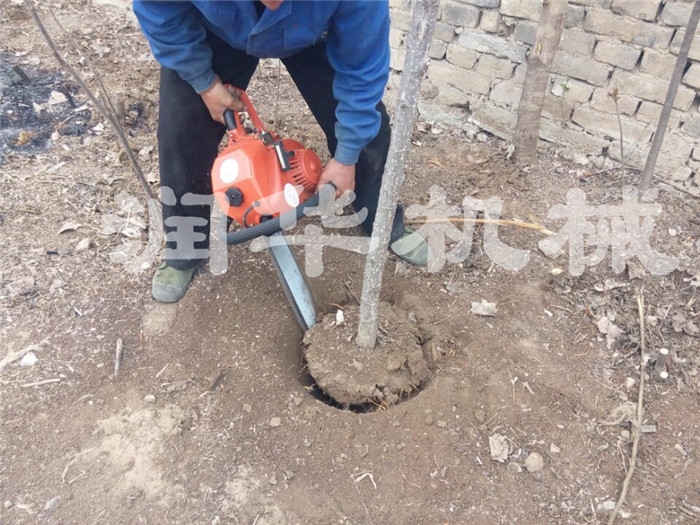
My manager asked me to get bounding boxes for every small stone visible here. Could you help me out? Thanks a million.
[436,420,447,429]
[549,443,561,454]
[335,309,345,325]
[270,417,281,427]
[75,238,92,252]
[396,442,406,450]
[524,452,544,473]
[425,415,435,426]
[242,403,252,413]
[284,470,295,481]
[474,408,486,424]
[143,394,156,403]
[669,228,678,237]
[19,352,38,366]
[624,377,636,390]
[620,429,631,441]
[4,501,13,509]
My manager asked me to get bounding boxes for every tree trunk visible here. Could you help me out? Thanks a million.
[355,0,440,350]
[513,0,569,164]
[640,0,700,191]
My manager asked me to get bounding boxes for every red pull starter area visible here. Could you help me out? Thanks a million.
[211,89,323,227]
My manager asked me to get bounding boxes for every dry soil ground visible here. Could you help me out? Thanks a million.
[1,2,699,525]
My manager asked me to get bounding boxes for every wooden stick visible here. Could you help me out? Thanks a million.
[114,338,124,379]
[406,217,555,236]
[21,378,61,388]
[608,289,646,525]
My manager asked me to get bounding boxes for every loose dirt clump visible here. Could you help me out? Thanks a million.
[303,303,431,407]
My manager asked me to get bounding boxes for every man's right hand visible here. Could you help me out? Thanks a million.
[200,76,244,125]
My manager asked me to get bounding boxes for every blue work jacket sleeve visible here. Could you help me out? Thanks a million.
[133,0,217,93]
[327,1,390,166]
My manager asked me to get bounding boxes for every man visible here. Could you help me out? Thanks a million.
[134,0,428,302]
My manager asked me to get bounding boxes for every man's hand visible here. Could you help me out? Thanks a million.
[200,76,244,124]
[319,158,355,198]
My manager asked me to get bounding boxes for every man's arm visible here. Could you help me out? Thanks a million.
[318,0,390,194]
[133,0,216,94]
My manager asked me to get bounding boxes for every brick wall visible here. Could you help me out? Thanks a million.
[389,0,700,183]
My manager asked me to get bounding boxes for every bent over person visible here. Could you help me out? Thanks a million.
[134,0,429,303]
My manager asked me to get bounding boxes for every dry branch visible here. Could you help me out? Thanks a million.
[608,290,647,525]
[405,217,554,236]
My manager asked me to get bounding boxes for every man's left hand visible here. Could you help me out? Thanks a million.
[319,159,355,198]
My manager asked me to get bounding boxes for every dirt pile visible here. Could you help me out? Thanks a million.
[303,303,431,407]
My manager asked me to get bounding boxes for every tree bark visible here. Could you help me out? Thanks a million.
[640,0,700,192]
[355,0,440,350]
[513,0,569,164]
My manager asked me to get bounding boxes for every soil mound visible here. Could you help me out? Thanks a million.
[302,303,431,408]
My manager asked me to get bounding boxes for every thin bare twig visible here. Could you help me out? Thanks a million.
[113,338,123,379]
[608,290,646,525]
[24,0,154,200]
[405,217,554,236]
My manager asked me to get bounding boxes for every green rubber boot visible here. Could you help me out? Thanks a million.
[390,228,430,266]
[151,262,200,303]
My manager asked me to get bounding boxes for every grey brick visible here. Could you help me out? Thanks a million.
[693,147,700,161]
[539,118,609,152]
[470,100,518,139]
[660,2,693,26]
[390,47,406,71]
[570,0,612,8]
[639,49,677,78]
[499,0,543,22]
[683,63,700,89]
[594,40,641,69]
[458,31,528,62]
[514,21,537,44]
[480,9,503,32]
[429,39,448,59]
[572,107,653,142]
[390,9,413,32]
[428,62,492,104]
[446,43,480,68]
[560,29,597,56]
[584,9,675,48]
[683,118,700,138]
[670,29,700,59]
[590,87,640,115]
[390,28,404,49]
[460,0,501,7]
[611,69,695,110]
[434,22,457,42]
[441,0,482,27]
[551,52,612,85]
[542,95,576,121]
[477,53,516,78]
[566,5,585,27]
[636,101,684,127]
[551,75,595,103]
[611,0,662,22]
[491,77,523,106]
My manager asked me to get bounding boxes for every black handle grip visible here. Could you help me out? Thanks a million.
[225,183,337,245]
[223,109,237,131]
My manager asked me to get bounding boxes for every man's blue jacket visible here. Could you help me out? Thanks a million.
[133,1,391,165]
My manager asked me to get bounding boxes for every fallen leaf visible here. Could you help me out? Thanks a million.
[58,221,81,234]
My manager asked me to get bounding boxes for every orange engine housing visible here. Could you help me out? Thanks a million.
[211,91,322,227]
